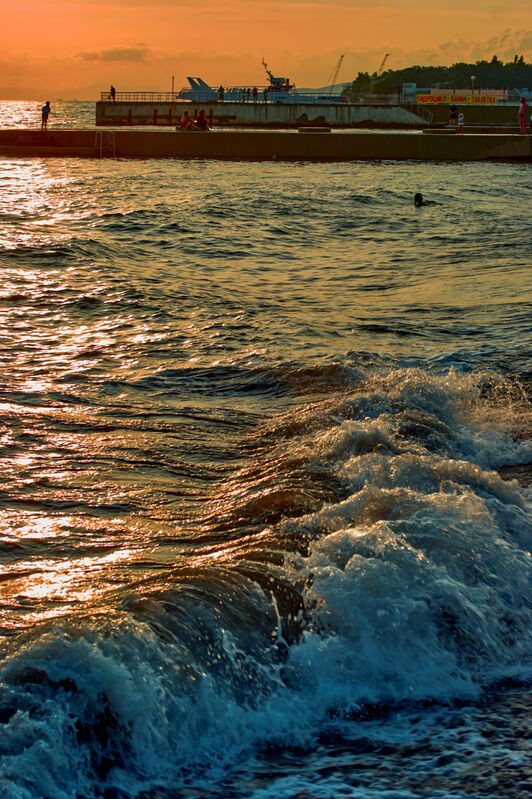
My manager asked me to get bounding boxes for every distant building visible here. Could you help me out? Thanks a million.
[404,82,531,103]
[402,83,430,97]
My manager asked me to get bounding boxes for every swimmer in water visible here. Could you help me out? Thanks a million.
[414,193,438,207]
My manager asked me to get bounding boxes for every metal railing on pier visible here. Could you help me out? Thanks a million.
[402,103,434,125]
[99,89,350,104]
[100,92,182,102]
[101,90,279,103]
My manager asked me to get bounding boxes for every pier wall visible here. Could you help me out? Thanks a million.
[0,129,529,162]
[95,101,429,128]
[95,101,523,129]
[418,103,522,126]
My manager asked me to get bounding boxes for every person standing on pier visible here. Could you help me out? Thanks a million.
[252,86,258,103]
[110,85,116,101]
[449,103,458,127]
[41,101,51,131]
[518,97,529,134]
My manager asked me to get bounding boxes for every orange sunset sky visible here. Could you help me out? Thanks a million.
[1,0,531,99]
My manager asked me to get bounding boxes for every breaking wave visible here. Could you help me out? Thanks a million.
[1,365,530,798]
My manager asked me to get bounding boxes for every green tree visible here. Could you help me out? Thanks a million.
[343,59,532,99]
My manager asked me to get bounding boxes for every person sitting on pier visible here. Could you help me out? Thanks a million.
[192,109,210,131]
[177,110,192,130]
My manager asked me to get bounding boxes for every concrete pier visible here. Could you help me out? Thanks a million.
[95,99,523,130]
[0,129,530,162]
[96,100,432,128]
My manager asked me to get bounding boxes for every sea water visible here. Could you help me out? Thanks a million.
[0,103,531,799]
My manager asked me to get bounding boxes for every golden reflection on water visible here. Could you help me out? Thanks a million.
[19,378,53,393]
[0,101,95,130]
[11,516,63,540]
[0,545,136,629]
[11,455,35,467]
[0,158,95,250]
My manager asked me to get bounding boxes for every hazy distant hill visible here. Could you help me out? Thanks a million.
[344,57,532,98]
[295,83,348,94]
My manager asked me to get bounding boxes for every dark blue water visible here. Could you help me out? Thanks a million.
[0,114,531,798]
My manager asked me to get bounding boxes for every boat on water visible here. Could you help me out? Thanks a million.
[178,59,349,105]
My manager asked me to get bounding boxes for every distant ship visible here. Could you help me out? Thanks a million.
[178,59,348,105]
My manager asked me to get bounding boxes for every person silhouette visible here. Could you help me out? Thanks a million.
[414,192,424,207]
[177,110,192,130]
[518,97,529,135]
[41,101,51,131]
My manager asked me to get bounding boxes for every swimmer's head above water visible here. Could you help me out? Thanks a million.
[414,192,424,207]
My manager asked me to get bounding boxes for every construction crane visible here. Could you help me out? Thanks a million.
[327,54,345,95]
[377,53,391,77]
[370,53,391,99]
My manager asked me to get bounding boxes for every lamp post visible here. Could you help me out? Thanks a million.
[171,75,175,95]
[471,75,476,95]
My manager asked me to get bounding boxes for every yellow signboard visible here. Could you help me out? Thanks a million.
[417,95,498,104]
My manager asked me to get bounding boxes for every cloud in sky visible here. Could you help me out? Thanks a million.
[78,45,150,62]
[373,28,532,70]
